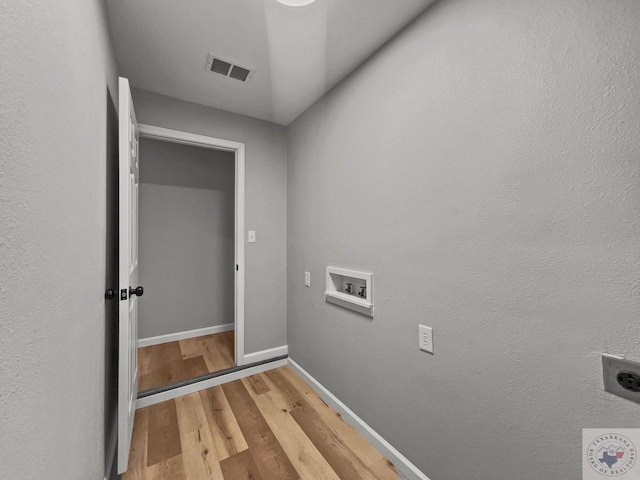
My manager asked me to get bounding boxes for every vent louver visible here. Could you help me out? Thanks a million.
[211,58,232,76]
[229,65,251,82]
[205,54,253,83]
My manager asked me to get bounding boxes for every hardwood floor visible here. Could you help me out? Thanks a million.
[138,331,235,392]
[124,366,401,480]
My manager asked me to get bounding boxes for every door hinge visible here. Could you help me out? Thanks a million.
[236,264,239,271]
[120,289,128,300]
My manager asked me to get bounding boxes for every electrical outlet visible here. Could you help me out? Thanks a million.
[304,271,311,287]
[603,354,640,405]
[419,325,433,354]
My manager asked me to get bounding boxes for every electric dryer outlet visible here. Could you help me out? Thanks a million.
[602,353,640,405]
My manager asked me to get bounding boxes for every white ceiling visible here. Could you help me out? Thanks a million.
[106,0,434,125]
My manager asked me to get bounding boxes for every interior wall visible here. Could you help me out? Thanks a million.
[132,88,288,355]
[138,138,235,339]
[286,1,640,479]
[0,0,119,479]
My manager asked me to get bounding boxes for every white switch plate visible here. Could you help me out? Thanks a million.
[419,325,433,354]
[248,230,256,243]
[304,271,311,287]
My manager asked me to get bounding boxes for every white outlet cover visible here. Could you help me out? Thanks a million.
[304,271,311,287]
[602,353,640,405]
[419,325,433,354]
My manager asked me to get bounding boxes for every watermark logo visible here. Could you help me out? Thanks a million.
[584,429,639,479]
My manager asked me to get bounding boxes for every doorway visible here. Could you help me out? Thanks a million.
[135,124,245,395]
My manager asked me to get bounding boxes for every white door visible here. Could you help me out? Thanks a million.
[117,76,142,474]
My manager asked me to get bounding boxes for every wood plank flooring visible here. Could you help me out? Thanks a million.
[138,331,235,392]
[123,366,401,480]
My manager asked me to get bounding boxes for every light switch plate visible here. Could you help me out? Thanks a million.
[602,353,640,405]
[304,271,311,287]
[248,230,256,243]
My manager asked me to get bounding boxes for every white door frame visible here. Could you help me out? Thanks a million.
[137,124,246,366]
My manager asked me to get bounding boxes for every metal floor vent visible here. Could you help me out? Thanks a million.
[206,54,253,83]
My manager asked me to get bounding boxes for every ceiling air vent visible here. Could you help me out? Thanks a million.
[205,54,253,83]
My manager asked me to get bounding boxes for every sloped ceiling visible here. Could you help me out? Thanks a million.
[106,0,434,125]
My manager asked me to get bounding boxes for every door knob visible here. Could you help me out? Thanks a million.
[105,289,115,300]
[129,286,144,297]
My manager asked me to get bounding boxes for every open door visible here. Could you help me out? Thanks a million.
[117,76,143,474]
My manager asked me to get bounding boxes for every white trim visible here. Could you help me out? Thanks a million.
[243,345,288,364]
[136,358,288,409]
[138,124,243,152]
[288,358,431,480]
[103,421,118,480]
[137,323,234,348]
[235,144,245,365]
[137,124,245,368]
[325,290,371,308]
[325,292,374,316]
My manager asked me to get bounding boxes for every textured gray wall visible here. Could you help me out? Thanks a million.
[138,138,235,338]
[286,1,640,479]
[132,88,288,354]
[0,0,119,479]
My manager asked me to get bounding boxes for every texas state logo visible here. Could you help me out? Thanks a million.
[583,429,640,479]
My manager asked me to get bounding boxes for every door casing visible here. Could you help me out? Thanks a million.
[137,123,246,367]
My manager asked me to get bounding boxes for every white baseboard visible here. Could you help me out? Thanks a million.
[288,358,431,480]
[136,358,288,409]
[138,323,234,348]
[103,421,118,480]
[244,345,288,364]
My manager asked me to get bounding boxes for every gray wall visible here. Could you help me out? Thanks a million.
[286,1,640,479]
[138,138,235,339]
[0,0,119,479]
[132,88,288,354]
